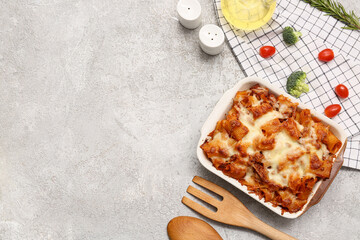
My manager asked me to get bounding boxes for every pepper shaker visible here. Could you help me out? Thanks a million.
[199,24,225,55]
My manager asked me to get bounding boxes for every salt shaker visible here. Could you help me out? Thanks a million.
[177,0,202,29]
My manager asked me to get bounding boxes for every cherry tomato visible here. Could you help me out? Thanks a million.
[324,104,341,118]
[335,84,349,98]
[318,49,334,62]
[259,46,276,58]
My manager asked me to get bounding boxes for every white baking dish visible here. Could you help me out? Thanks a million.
[197,76,348,218]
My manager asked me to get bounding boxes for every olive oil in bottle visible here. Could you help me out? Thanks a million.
[221,0,276,31]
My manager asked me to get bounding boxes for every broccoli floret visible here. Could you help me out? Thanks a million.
[286,71,309,98]
[283,26,302,45]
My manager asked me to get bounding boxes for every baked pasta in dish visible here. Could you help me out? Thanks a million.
[200,84,342,214]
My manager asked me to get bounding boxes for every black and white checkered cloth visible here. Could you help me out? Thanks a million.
[213,0,360,170]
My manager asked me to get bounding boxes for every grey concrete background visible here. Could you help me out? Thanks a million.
[0,0,359,239]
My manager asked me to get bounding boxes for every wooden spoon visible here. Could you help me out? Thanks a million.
[167,216,223,240]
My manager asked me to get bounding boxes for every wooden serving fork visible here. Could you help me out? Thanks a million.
[182,176,297,240]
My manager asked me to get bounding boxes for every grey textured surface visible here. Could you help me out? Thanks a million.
[0,0,359,239]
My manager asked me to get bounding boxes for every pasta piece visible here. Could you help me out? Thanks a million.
[254,136,276,150]
[250,84,269,99]
[234,90,250,103]
[309,154,332,178]
[298,109,312,126]
[314,122,342,153]
[200,131,236,158]
[267,93,277,107]
[235,142,249,157]
[211,157,228,169]
[282,118,301,140]
[248,103,273,119]
[278,95,298,118]
[222,119,249,141]
[222,158,247,180]
[226,106,239,120]
[314,122,329,143]
[325,131,342,154]
[261,118,282,136]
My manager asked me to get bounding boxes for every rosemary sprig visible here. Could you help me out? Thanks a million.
[302,0,360,30]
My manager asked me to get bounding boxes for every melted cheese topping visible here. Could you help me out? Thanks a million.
[264,131,301,185]
[212,132,238,158]
[235,104,328,187]
[262,130,318,186]
[239,105,282,144]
